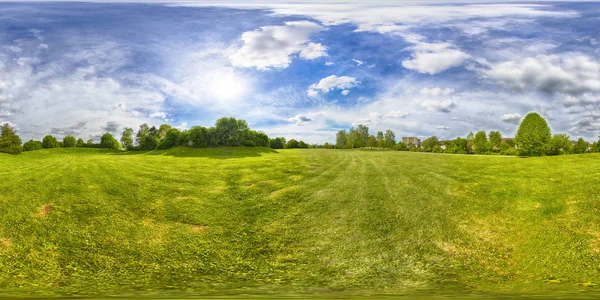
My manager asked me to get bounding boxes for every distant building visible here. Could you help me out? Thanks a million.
[402,137,421,147]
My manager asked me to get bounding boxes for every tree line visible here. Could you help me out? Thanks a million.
[0,117,310,155]
[333,112,600,156]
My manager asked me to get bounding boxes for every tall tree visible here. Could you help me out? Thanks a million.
[368,135,378,149]
[42,135,59,148]
[384,129,396,148]
[474,130,489,154]
[488,131,502,152]
[572,137,588,154]
[136,123,149,147]
[357,124,369,147]
[121,127,134,149]
[0,123,23,154]
[466,132,475,153]
[63,135,77,148]
[515,112,551,156]
[158,124,172,140]
[376,131,384,148]
[336,130,347,149]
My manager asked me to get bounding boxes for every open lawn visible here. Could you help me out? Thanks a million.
[1,147,600,298]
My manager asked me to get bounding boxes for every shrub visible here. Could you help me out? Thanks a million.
[23,140,43,151]
[100,133,121,150]
[63,135,77,147]
[42,135,60,148]
[0,124,23,154]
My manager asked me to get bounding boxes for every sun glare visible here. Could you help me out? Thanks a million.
[208,68,248,101]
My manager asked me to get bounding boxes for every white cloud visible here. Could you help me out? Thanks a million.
[229,21,327,70]
[385,110,410,118]
[352,59,364,66]
[481,54,600,95]
[150,112,167,119]
[420,87,454,97]
[501,113,522,124]
[341,89,350,96]
[307,75,359,96]
[402,42,470,75]
[421,99,457,113]
[325,61,334,66]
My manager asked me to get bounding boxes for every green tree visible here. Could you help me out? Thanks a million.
[158,124,172,140]
[384,129,396,148]
[215,117,249,146]
[488,131,502,152]
[336,130,347,149]
[87,139,95,147]
[298,140,308,148]
[42,135,60,148]
[357,124,369,147]
[76,138,85,147]
[474,131,489,154]
[515,112,551,156]
[394,142,408,151]
[572,137,588,154]
[269,137,286,149]
[0,123,23,154]
[100,133,121,150]
[157,128,181,149]
[376,131,384,148]
[548,134,572,155]
[466,132,475,153]
[285,139,299,149]
[63,135,77,147]
[121,127,134,150]
[23,140,43,151]
[368,135,378,149]
[421,136,439,152]
[136,123,150,148]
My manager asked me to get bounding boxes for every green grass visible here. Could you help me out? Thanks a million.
[1,147,600,298]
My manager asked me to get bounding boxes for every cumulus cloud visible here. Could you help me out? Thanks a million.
[289,112,323,126]
[481,54,600,95]
[230,21,327,70]
[385,110,410,118]
[402,42,470,75]
[421,99,457,113]
[307,75,359,96]
[420,87,454,97]
[501,113,522,124]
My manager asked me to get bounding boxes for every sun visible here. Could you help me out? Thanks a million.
[208,68,248,101]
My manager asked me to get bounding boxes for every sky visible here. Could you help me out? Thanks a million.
[1,1,600,143]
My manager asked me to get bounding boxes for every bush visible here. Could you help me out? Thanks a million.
[63,135,77,147]
[42,135,60,148]
[23,140,43,151]
[100,133,121,150]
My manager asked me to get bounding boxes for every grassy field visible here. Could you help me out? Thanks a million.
[1,147,600,298]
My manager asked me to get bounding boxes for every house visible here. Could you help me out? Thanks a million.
[402,137,421,147]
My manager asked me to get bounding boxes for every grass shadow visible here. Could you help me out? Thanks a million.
[112,146,279,159]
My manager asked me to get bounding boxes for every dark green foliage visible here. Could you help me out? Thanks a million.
[376,131,384,148]
[446,137,468,154]
[474,131,489,154]
[187,126,211,148]
[76,138,85,147]
[63,135,77,148]
[215,117,249,146]
[86,139,95,147]
[23,140,43,152]
[0,123,23,154]
[100,133,121,150]
[515,112,551,156]
[571,137,588,154]
[421,136,440,152]
[158,128,181,150]
[298,140,308,149]
[285,139,299,149]
[42,135,60,148]
[367,135,378,148]
[384,129,396,148]
[269,137,286,149]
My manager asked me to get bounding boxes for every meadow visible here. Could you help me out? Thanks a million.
[1,147,600,298]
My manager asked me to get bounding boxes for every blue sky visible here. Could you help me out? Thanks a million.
[1,1,600,143]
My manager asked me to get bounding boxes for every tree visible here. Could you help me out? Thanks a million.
[285,139,299,149]
[466,132,474,153]
[515,112,551,156]
[63,135,77,148]
[0,123,23,154]
[269,137,286,149]
[215,117,249,146]
[121,127,134,150]
[572,137,588,154]
[548,134,572,155]
[421,136,439,152]
[100,133,120,150]
[23,140,43,151]
[76,138,85,147]
[488,131,502,152]
[336,130,347,149]
[158,128,181,149]
[376,131,384,148]
[298,140,308,148]
[187,126,210,148]
[347,127,362,149]
[394,142,408,151]
[356,124,369,147]
[42,135,60,148]
[368,135,378,149]
[136,123,150,147]
[384,129,396,149]
[158,124,172,140]
[86,139,95,147]
[474,130,489,154]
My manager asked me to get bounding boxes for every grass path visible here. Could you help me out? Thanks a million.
[1,148,600,298]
